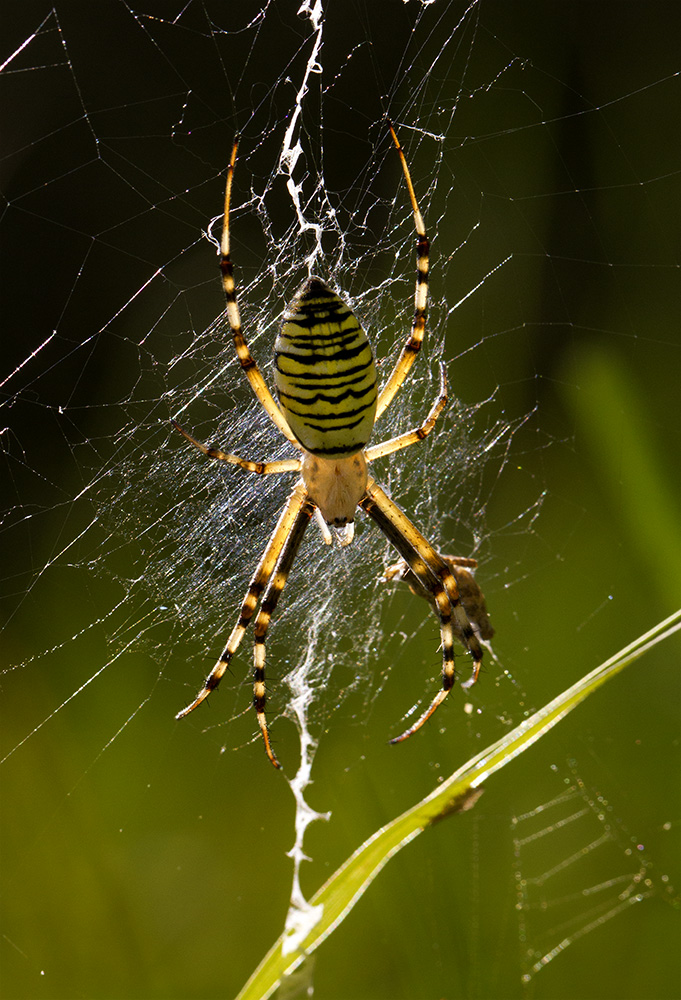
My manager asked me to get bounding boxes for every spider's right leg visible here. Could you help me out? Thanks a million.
[375,126,430,421]
[360,478,484,743]
[365,362,447,463]
[383,555,495,644]
[175,481,310,719]
[220,141,299,448]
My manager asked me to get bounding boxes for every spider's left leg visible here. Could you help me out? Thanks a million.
[171,420,301,475]
[375,126,429,421]
[359,478,484,743]
[365,362,447,463]
[251,495,316,768]
[220,140,299,448]
[175,481,310,719]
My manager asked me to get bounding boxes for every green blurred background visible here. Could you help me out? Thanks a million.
[1,3,679,999]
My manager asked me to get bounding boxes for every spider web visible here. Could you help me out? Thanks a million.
[1,3,679,998]
[512,759,677,988]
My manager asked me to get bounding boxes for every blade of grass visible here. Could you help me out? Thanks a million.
[237,610,681,1000]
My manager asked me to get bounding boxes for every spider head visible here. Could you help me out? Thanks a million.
[301,450,367,534]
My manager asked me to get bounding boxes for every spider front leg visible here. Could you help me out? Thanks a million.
[251,495,315,768]
[360,478,484,743]
[175,482,310,720]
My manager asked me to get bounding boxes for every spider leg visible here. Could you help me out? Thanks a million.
[171,420,301,475]
[314,506,333,544]
[384,555,495,643]
[365,362,447,463]
[359,478,484,743]
[251,495,315,768]
[175,481,310,720]
[220,140,300,448]
[375,126,430,421]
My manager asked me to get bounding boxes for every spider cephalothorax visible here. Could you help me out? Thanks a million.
[173,128,491,768]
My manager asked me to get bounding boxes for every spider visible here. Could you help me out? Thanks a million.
[173,127,492,768]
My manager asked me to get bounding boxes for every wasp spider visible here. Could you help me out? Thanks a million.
[174,128,492,768]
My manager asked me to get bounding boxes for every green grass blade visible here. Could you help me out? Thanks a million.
[237,610,681,1000]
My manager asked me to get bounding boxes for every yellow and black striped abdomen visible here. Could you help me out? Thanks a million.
[274,277,377,457]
